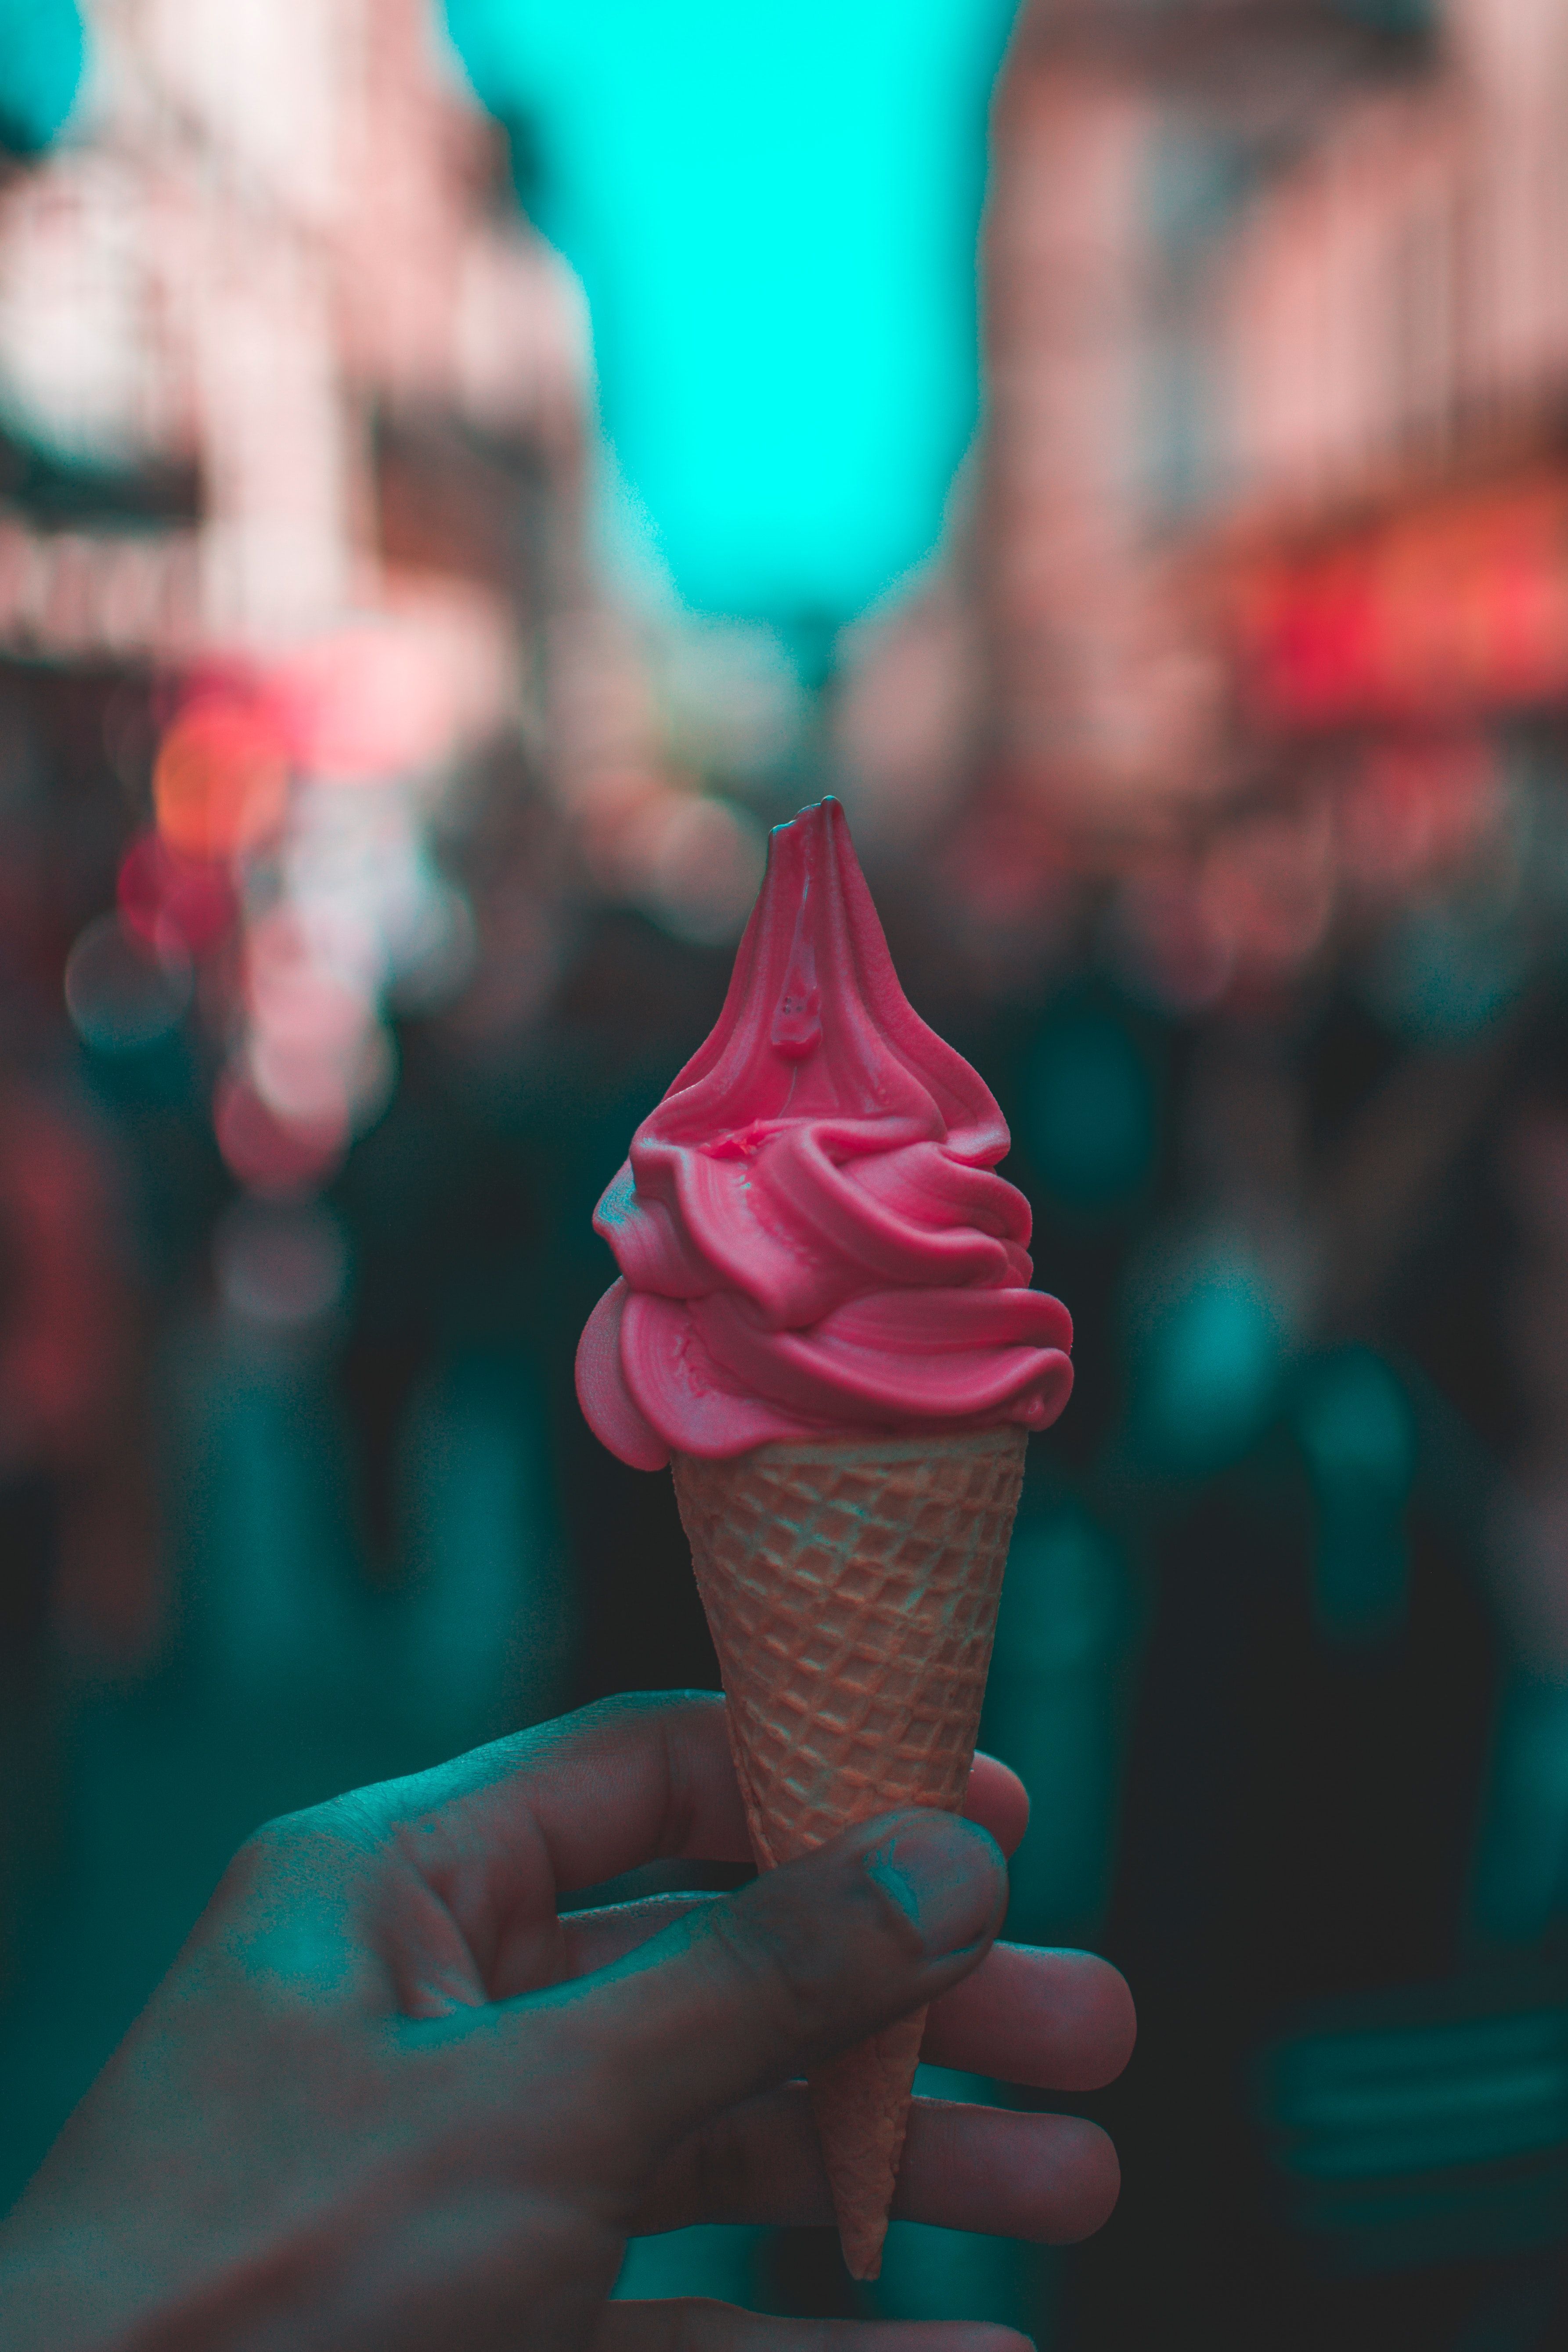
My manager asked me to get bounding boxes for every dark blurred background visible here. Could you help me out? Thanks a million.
[4,1,1568,2344]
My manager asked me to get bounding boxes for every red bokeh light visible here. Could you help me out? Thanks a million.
[1338,733,1500,898]
[274,623,459,779]
[117,829,238,958]
[213,1069,346,1199]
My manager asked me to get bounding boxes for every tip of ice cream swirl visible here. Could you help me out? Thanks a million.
[575,798,1073,1468]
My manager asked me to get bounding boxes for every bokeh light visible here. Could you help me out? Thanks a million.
[1294,1348,1417,1645]
[213,1068,347,1198]
[0,0,84,157]
[1134,1245,1289,1474]
[152,697,291,862]
[1027,1006,1157,1213]
[214,1197,349,1330]
[116,828,237,959]
[63,911,191,1053]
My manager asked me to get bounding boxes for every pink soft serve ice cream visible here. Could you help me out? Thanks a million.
[575,797,1074,1468]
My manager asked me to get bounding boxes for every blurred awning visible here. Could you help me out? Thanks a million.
[1227,465,1568,731]
[1009,0,1431,137]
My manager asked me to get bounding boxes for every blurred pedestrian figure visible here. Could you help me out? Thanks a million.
[0,1073,155,1982]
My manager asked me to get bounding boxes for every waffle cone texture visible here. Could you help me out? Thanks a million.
[670,1425,1027,2280]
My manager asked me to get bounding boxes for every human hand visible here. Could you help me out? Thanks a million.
[0,1692,1133,2352]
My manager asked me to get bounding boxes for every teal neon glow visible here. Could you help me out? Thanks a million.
[1294,1348,1416,1645]
[1027,1008,1158,1210]
[1135,1247,1286,1473]
[0,0,84,155]
[447,0,1020,624]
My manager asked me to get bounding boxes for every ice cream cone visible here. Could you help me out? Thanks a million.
[670,1424,1028,2280]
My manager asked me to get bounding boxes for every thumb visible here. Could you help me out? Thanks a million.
[531,1808,1006,2158]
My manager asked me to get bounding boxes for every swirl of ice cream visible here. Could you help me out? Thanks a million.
[575,798,1074,1468]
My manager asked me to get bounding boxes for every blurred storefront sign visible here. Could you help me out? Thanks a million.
[1231,468,1568,732]
[1258,1991,1568,2277]
[0,514,201,660]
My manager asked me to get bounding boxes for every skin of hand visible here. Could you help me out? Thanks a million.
[0,1692,1134,2352]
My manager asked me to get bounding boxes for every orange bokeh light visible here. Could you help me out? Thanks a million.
[152,699,291,860]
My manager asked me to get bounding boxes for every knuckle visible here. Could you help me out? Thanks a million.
[213,1813,305,1907]
[202,1810,381,2018]
[224,1794,378,1900]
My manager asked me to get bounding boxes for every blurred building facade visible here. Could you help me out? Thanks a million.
[0,0,594,1182]
[0,0,609,1750]
[0,0,581,663]
[978,0,1568,894]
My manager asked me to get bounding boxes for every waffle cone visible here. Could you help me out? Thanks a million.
[670,1425,1027,2280]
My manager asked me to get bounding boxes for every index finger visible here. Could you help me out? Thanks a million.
[357,1692,1031,1910]
[357,1694,750,1923]
[349,1696,1030,2006]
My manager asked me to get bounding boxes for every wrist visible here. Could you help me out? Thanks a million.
[0,2215,135,2352]
[0,2204,285,2352]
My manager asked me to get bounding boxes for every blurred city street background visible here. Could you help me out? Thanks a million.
[4,1,1568,2344]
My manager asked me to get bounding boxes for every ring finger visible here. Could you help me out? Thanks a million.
[631,2086,1119,2244]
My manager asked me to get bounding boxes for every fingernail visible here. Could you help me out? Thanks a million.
[867,1813,1004,1959]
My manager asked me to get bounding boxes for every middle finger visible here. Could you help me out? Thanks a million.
[632,2086,1120,2244]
